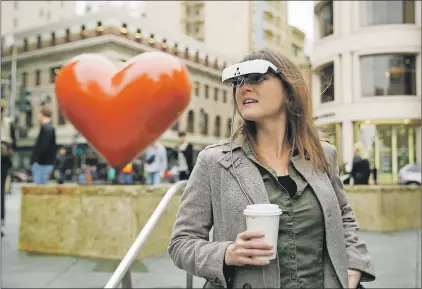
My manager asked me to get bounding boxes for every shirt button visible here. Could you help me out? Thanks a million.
[291,274,297,280]
[290,254,295,259]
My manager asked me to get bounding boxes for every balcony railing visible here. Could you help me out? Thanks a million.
[1,26,226,71]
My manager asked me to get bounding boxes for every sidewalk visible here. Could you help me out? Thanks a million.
[2,184,421,288]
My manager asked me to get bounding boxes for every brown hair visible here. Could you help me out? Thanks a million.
[233,48,329,173]
[39,106,53,118]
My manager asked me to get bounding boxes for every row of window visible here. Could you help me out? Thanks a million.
[319,53,417,103]
[192,81,230,103]
[173,110,239,138]
[20,66,62,88]
[317,0,416,39]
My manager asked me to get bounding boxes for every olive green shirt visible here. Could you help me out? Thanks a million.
[232,136,325,288]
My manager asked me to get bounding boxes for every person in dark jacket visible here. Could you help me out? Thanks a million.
[175,131,194,180]
[351,147,371,185]
[1,99,16,237]
[31,107,57,185]
[56,147,67,184]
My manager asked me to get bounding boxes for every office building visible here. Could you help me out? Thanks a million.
[311,0,421,183]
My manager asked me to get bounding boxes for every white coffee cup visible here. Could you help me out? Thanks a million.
[243,204,282,260]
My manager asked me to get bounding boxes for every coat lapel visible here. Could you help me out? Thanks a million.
[290,155,348,289]
[219,149,269,205]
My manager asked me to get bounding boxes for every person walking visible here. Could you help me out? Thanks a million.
[145,142,168,185]
[1,99,16,237]
[168,49,375,289]
[31,107,57,185]
[175,131,194,180]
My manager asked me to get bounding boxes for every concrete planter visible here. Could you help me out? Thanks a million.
[19,184,183,260]
[345,185,421,232]
[18,184,420,260]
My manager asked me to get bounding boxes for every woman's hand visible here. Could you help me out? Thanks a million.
[347,269,362,288]
[225,230,274,266]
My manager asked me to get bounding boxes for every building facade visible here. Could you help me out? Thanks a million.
[311,0,421,183]
[142,1,312,91]
[1,8,237,170]
[1,1,77,35]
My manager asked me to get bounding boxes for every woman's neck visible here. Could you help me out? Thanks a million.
[255,114,290,160]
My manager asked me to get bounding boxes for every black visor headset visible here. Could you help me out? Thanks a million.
[221,59,281,88]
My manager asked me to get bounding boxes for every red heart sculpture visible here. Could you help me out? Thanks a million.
[55,52,191,168]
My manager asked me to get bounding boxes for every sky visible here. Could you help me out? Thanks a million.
[287,1,315,55]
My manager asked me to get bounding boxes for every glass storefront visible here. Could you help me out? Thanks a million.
[354,121,420,183]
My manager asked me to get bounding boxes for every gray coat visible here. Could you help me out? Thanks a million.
[168,140,375,288]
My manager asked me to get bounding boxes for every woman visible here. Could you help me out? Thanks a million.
[168,49,375,288]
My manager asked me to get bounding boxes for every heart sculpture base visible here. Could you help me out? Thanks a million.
[55,52,191,168]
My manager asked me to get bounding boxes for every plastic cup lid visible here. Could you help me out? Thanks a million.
[243,204,283,216]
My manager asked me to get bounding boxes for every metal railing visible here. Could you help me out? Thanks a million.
[104,180,193,288]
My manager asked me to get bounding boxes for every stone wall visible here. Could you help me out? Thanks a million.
[19,184,421,260]
[19,184,183,260]
[345,185,421,232]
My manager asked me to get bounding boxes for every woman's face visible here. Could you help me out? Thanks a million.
[235,73,287,122]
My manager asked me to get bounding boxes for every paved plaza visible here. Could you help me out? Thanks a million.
[1,184,421,288]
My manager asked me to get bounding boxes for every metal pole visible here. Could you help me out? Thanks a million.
[186,273,193,289]
[9,42,17,121]
[104,180,188,288]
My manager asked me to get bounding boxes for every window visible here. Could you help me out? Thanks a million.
[22,72,28,88]
[193,81,200,96]
[319,62,334,103]
[200,109,208,135]
[187,110,194,133]
[292,44,300,57]
[37,35,42,48]
[204,84,209,99]
[35,70,41,86]
[214,116,221,137]
[316,1,334,38]
[226,118,232,137]
[360,54,416,97]
[214,87,219,101]
[360,1,415,26]
[50,66,61,83]
[223,90,227,103]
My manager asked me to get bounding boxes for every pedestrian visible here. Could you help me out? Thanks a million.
[351,146,371,185]
[145,141,168,185]
[174,131,194,180]
[168,48,375,289]
[119,162,134,184]
[56,147,67,184]
[31,107,57,185]
[107,166,116,184]
[371,165,378,185]
[1,99,16,237]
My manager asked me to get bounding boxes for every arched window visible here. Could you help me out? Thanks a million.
[226,118,232,138]
[187,110,194,133]
[214,116,221,137]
